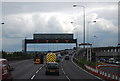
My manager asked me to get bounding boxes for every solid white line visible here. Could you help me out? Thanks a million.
[71,53,104,81]
[61,65,71,81]
[31,75,35,80]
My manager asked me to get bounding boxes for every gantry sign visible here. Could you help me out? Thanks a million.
[23,33,77,52]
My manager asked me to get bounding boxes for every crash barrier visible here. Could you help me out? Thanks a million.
[96,64,120,69]
[84,64,120,81]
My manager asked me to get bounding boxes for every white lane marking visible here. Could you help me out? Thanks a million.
[39,67,43,70]
[31,75,35,80]
[71,53,104,81]
[61,65,71,81]
[61,55,71,81]
[31,64,45,79]
[36,70,39,74]
[61,56,64,62]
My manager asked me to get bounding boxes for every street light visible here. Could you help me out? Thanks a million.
[73,4,86,48]
[93,35,98,47]
[70,22,79,39]
[1,23,4,24]
[71,21,79,50]
[87,21,96,44]
[87,21,96,61]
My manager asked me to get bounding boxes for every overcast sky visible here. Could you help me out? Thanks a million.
[1,1,119,52]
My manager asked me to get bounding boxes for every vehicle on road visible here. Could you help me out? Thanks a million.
[34,58,41,64]
[69,53,72,55]
[1,58,14,81]
[108,58,116,64]
[45,62,59,75]
[57,53,62,58]
[46,53,56,63]
[65,55,69,60]
[115,61,120,65]
[34,53,44,64]
[56,57,60,62]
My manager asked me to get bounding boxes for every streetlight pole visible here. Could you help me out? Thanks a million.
[71,22,79,40]
[93,35,98,47]
[87,21,96,61]
[73,5,86,48]
[87,21,96,44]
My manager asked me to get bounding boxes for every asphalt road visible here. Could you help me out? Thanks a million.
[9,59,43,79]
[9,55,103,81]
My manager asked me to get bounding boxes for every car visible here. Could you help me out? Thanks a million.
[69,53,72,55]
[56,57,60,62]
[65,55,69,60]
[45,62,59,75]
[1,58,14,81]
[115,61,120,65]
[57,54,62,58]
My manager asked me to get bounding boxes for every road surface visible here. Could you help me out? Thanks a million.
[9,55,102,81]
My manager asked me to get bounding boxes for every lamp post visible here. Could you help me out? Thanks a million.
[73,4,86,48]
[1,23,4,24]
[87,21,96,44]
[71,22,79,40]
[71,21,79,52]
[87,21,96,61]
[93,35,98,47]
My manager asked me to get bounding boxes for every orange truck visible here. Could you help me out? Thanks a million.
[34,54,44,64]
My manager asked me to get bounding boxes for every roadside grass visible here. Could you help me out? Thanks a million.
[73,58,103,68]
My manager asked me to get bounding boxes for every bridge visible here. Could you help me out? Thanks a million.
[76,46,120,62]
[23,33,77,52]
[93,46,120,61]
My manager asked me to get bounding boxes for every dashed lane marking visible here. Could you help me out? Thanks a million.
[31,75,35,80]
[31,64,44,80]
[36,70,39,74]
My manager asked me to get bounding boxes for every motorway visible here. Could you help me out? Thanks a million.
[9,55,103,81]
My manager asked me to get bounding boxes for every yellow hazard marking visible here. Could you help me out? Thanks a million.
[46,53,56,63]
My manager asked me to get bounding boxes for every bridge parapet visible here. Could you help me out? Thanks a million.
[92,46,120,60]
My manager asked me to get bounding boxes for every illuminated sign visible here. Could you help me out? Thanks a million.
[35,40,39,43]
[46,40,49,43]
[55,40,59,43]
[65,40,70,43]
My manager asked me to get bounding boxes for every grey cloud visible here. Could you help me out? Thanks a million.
[2,2,76,16]
[2,13,65,38]
[2,2,118,51]
[45,15,64,32]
